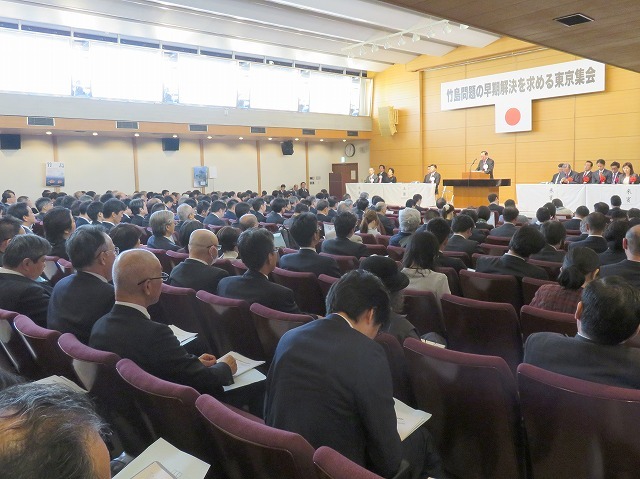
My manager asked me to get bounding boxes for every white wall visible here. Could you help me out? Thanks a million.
[137,137,200,193]
[204,140,259,193]
[260,141,306,193]
[0,136,54,201]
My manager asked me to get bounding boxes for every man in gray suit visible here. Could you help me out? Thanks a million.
[424,164,442,195]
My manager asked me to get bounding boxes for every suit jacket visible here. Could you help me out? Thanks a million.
[567,235,608,254]
[217,270,301,314]
[101,222,115,233]
[89,305,233,396]
[147,235,180,251]
[168,259,229,294]
[530,244,566,263]
[598,248,627,266]
[389,232,413,248]
[551,172,564,184]
[75,216,90,227]
[424,172,441,193]
[599,259,640,288]
[0,273,52,327]
[565,232,588,243]
[562,218,583,231]
[279,249,341,278]
[264,315,402,477]
[223,211,237,221]
[321,237,369,258]
[608,206,627,217]
[130,215,145,227]
[203,213,226,227]
[434,253,467,273]
[524,333,640,389]
[489,222,518,238]
[366,174,377,183]
[577,171,594,184]
[47,272,114,344]
[377,172,389,183]
[592,169,612,184]
[297,188,310,198]
[49,240,69,260]
[265,212,285,224]
[476,157,495,178]
[476,254,549,280]
[488,203,504,216]
[377,214,395,236]
[610,171,623,185]
[445,234,481,258]
[316,213,332,223]
[252,211,267,223]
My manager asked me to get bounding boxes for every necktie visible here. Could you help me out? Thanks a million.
[613,173,618,184]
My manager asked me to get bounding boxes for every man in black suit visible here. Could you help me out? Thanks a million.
[321,211,368,258]
[251,198,267,223]
[563,205,589,231]
[314,200,332,223]
[296,182,310,198]
[47,226,115,344]
[608,195,627,218]
[146,210,180,251]
[445,214,482,258]
[217,228,301,313]
[475,206,493,231]
[487,193,504,217]
[530,220,566,263]
[425,218,467,272]
[476,225,548,280]
[7,202,36,235]
[203,200,227,227]
[568,212,608,253]
[279,213,340,278]
[265,198,287,224]
[578,160,595,184]
[476,150,494,178]
[489,206,519,238]
[100,198,126,233]
[374,202,395,236]
[423,164,441,195]
[599,219,629,266]
[524,277,640,388]
[550,163,566,184]
[0,235,52,327]
[599,225,640,288]
[90,249,237,397]
[223,199,237,222]
[592,159,612,184]
[264,270,442,478]
[0,216,23,267]
[610,161,623,185]
[377,164,390,183]
[168,229,229,294]
[128,198,147,227]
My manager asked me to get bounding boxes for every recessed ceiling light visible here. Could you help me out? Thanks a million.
[207,135,212,139]
[134,133,140,137]
[45,131,52,135]
[92,132,98,136]
[320,139,324,142]
[343,139,347,142]
[460,24,469,30]
[294,138,299,141]
[239,137,243,140]
[172,134,178,138]
[268,137,273,140]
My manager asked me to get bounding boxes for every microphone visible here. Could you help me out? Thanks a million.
[470,158,477,171]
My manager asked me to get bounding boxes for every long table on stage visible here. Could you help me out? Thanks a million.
[345,183,436,207]
[516,184,640,213]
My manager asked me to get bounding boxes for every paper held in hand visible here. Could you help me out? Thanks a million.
[168,325,198,346]
[218,351,266,392]
[394,398,431,441]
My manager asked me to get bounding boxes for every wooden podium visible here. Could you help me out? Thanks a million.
[443,173,511,207]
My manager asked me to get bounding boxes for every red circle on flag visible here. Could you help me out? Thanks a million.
[505,108,521,126]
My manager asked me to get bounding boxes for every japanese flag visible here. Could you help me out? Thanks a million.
[495,98,532,133]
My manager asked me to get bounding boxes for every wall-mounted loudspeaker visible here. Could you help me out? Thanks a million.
[378,106,399,137]
[281,140,294,155]
[162,138,180,151]
[0,134,21,150]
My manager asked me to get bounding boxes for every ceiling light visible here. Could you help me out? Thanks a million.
[428,30,436,38]
[411,33,420,42]
[268,137,272,140]
[134,133,140,137]
[343,139,347,142]
[294,138,299,141]
[92,132,98,136]
[358,47,365,56]
[383,41,391,49]
[397,36,406,46]
[371,44,379,53]
[460,24,469,29]
[172,134,178,138]
[207,135,212,139]
[45,131,52,135]
[444,24,452,34]
[239,137,243,140]
[320,139,324,142]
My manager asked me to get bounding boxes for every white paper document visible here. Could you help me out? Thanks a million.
[114,438,210,479]
[33,375,87,394]
[223,368,266,392]
[168,325,198,345]
[218,351,265,377]
[394,398,431,441]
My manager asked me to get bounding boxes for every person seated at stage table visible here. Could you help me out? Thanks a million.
[564,205,589,231]
[551,163,565,184]
[322,211,368,258]
[389,208,421,248]
[366,167,377,183]
[559,163,580,184]
[386,167,397,183]
[567,212,608,254]
[444,214,482,258]
[476,225,548,280]
[599,219,630,266]
[530,220,566,263]
[377,164,389,183]
[524,276,640,389]
[592,158,612,184]
[489,207,519,238]
[599,225,640,288]
[43,207,75,260]
[610,161,623,184]
[578,160,595,184]
[530,246,599,314]
[146,210,180,251]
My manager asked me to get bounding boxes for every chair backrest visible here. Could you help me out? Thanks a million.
[319,253,358,274]
[440,294,523,376]
[459,269,523,313]
[260,222,280,233]
[43,255,65,285]
[434,266,462,296]
[249,303,313,365]
[313,447,384,479]
[402,289,446,337]
[143,247,174,274]
[521,276,557,305]
[355,232,376,245]
[364,244,387,256]
[374,332,413,405]
[385,245,405,261]
[13,315,79,382]
[404,338,525,479]
[196,291,265,360]
[231,259,249,276]
[442,250,471,268]
[195,394,318,479]
[485,235,512,246]
[271,267,325,315]
[478,243,510,256]
[527,258,562,280]
[519,305,577,342]
[518,363,640,478]
[317,274,339,298]
[213,258,237,276]
[0,312,39,378]
[375,235,391,247]
[166,250,189,268]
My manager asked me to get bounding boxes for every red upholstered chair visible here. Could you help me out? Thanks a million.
[459,269,523,313]
[259,222,279,232]
[271,267,325,315]
[478,243,510,256]
[212,258,237,276]
[249,303,313,365]
[519,305,577,342]
[375,235,391,247]
[518,363,640,479]
[355,232,376,245]
[434,266,462,296]
[196,291,265,360]
[440,294,523,376]
[13,315,80,384]
[195,393,318,479]
[485,235,512,246]
[57,257,74,276]
[165,250,189,268]
[386,245,405,261]
[142,247,174,274]
[364,244,387,256]
[231,259,249,276]
[58,334,153,455]
[521,277,557,305]
[318,274,339,298]
[441,250,471,268]
[43,255,65,285]
[374,332,413,405]
[404,339,526,479]
[0,311,39,378]
[32,221,44,237]
[207,224,225,234]
[527,258,562,280]
[402,289,446,338]
[319,253,358,274]
[313,447,384,479]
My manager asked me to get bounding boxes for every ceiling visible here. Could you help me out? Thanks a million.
[0,0,499,72]
[381,0,640,73]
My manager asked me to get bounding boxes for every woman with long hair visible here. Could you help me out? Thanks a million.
[401,231,450,301]
[358,209,382,236]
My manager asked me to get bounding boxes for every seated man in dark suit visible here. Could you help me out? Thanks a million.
[608,195,626,218]
[314,199,332,223]
[0,216,23,267]
[389,207,420,248]
[489,206,519,238]
[530,220,566,263]
[47,226,115,344]
[599,219,629,266]
[524,276,640,388]
[100,198,126,233]
[250,198,267,223]
[217,228,301,313]
[322,211,369,258]
[0,235,52,326]
[146,210,180,251]
[264,270,442,479]
[445,214,482,259]
[168,229,228,293]
[128,198,147,227]
[475,205,493,231]
[374,202,395,236]
[476,225,548,280]
[223,199,238,222]
[203,200,227,226]
[599,224,640,288]
[265,197,287,224]
[279,213,340,278]
[567,212,608,254]
[90,249,237,397]
[487,193,504,217]
[424,218,467,273]
[563,205,589,231]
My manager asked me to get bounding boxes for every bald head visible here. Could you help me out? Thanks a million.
[239,214,258,231]
[625,225,640,257]
[113,249,163,307]
[188,229,218,264]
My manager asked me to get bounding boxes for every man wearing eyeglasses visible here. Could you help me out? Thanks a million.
[90,249,237,397]
[47,226,116,344]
